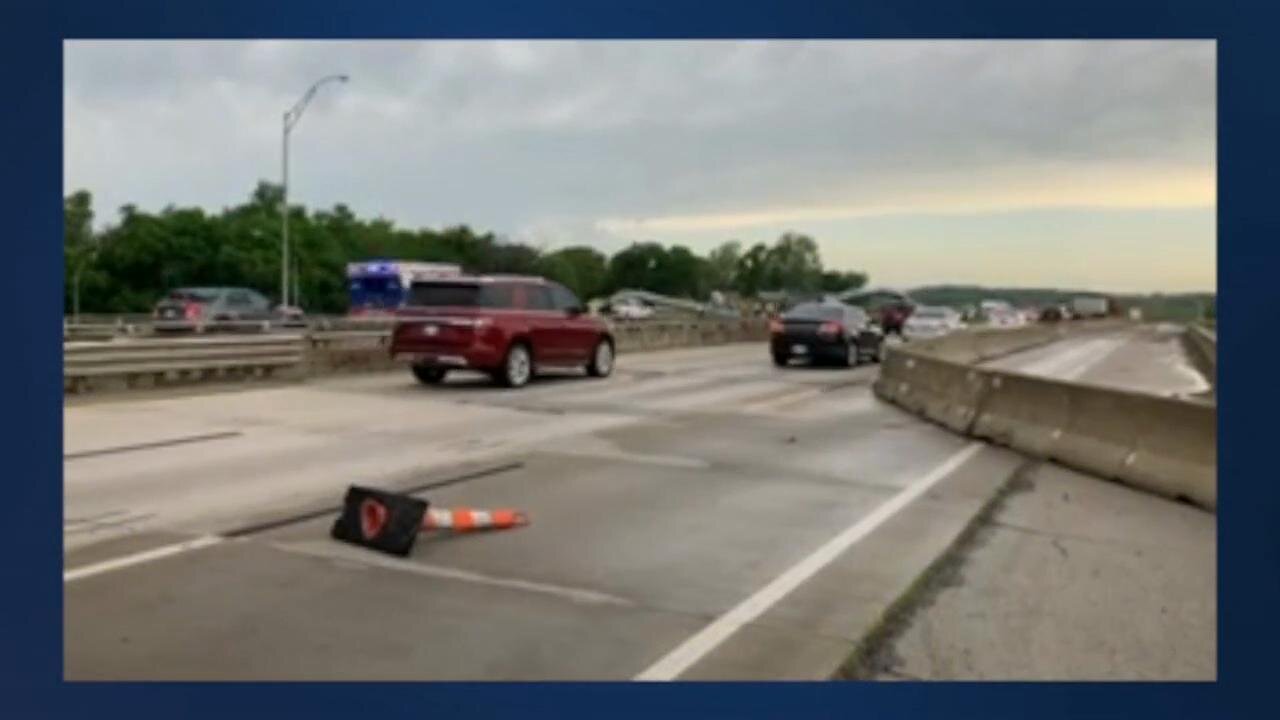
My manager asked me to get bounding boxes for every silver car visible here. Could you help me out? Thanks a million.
[902,306,965,340]
[152,286,290,333]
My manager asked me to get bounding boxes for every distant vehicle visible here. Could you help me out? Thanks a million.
[1071,295,1110,318]
[152,286,284,333]
[611,298,656,320]
[347,260,462,315]
[838,288,916,335]
[980,299,1013,315]
[1038,305,1066,323]
[986,307,1026,329]
[274,304,309,329]
[769,301,884,368]
[903,306,965,340]
[389,274,614,388]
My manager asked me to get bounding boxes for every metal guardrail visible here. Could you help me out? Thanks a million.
[62,313,757,339]
[64,335,305,394]
[63,316,310,341]
[63,318,769,395]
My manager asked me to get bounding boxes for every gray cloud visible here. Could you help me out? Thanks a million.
[64,40,1214,259]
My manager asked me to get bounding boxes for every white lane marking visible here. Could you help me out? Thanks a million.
[1058,338,1126,381]
[641,380,794,412]
[740,387,825,414]
[1008,339,1104,377]
[543,446,710,469]
[634,442,985,681]
[1000,337,1123,381]
[275,540,635,607]
[63,535,223,583]
[63,512,156,536]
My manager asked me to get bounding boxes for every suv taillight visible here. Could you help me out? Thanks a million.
[184,303,203,320]
[817,321,843,337]
[769,319,784,334]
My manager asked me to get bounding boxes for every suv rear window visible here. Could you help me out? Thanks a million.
[407,282,514,308]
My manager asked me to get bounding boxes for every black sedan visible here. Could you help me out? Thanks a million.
[769,301,885,367]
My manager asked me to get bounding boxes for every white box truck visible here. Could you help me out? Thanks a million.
[1071,296,1109,318]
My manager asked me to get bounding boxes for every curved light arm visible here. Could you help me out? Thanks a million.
[284,74,349,132]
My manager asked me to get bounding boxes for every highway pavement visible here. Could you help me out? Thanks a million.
[982,323,1211,399]
[62,327,1211,680]
[869,461,1215,680]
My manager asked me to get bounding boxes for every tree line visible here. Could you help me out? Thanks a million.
[64,182,869,315]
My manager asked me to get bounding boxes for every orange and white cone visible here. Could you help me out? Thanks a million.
[422,507,529,532]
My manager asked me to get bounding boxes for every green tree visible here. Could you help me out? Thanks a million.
[733,242,770,297]
[705,240,741,291]
[820,270,868,294]
[764,231,823,292]
[605,241,669,295]
[64,184,869,314]
[660,245,709,299]
[539,246,608,300]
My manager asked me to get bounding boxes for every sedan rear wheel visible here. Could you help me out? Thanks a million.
[842,340,859,368]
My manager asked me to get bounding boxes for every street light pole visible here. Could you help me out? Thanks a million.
[280,73,348,309]
[281,113,290,308]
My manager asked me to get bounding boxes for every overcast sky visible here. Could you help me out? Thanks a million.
[64,40,1216,292]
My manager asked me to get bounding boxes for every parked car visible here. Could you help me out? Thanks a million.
[389,275,615,388]
[902,306,965,340]
[152,287,280,333]
[769,301,884,368]
[611,298,656,320]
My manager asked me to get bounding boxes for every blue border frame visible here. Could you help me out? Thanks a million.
[8,1,1273,717]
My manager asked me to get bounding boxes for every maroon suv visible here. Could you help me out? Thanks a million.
[389,275,615,388]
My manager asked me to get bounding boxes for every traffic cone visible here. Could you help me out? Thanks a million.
[330,485,529,556]
[422,507,530,532]
[330,485,428,556]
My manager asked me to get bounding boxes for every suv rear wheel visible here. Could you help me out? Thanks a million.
[497,342,533,388]
[412,365,448,385]
[587,338,614,377]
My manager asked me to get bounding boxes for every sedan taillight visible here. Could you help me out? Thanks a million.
[817,321,843,337]
[184,303,203,320]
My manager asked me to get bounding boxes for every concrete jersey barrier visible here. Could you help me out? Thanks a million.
[875,331,1216,511]
[1182,324,1216,389]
